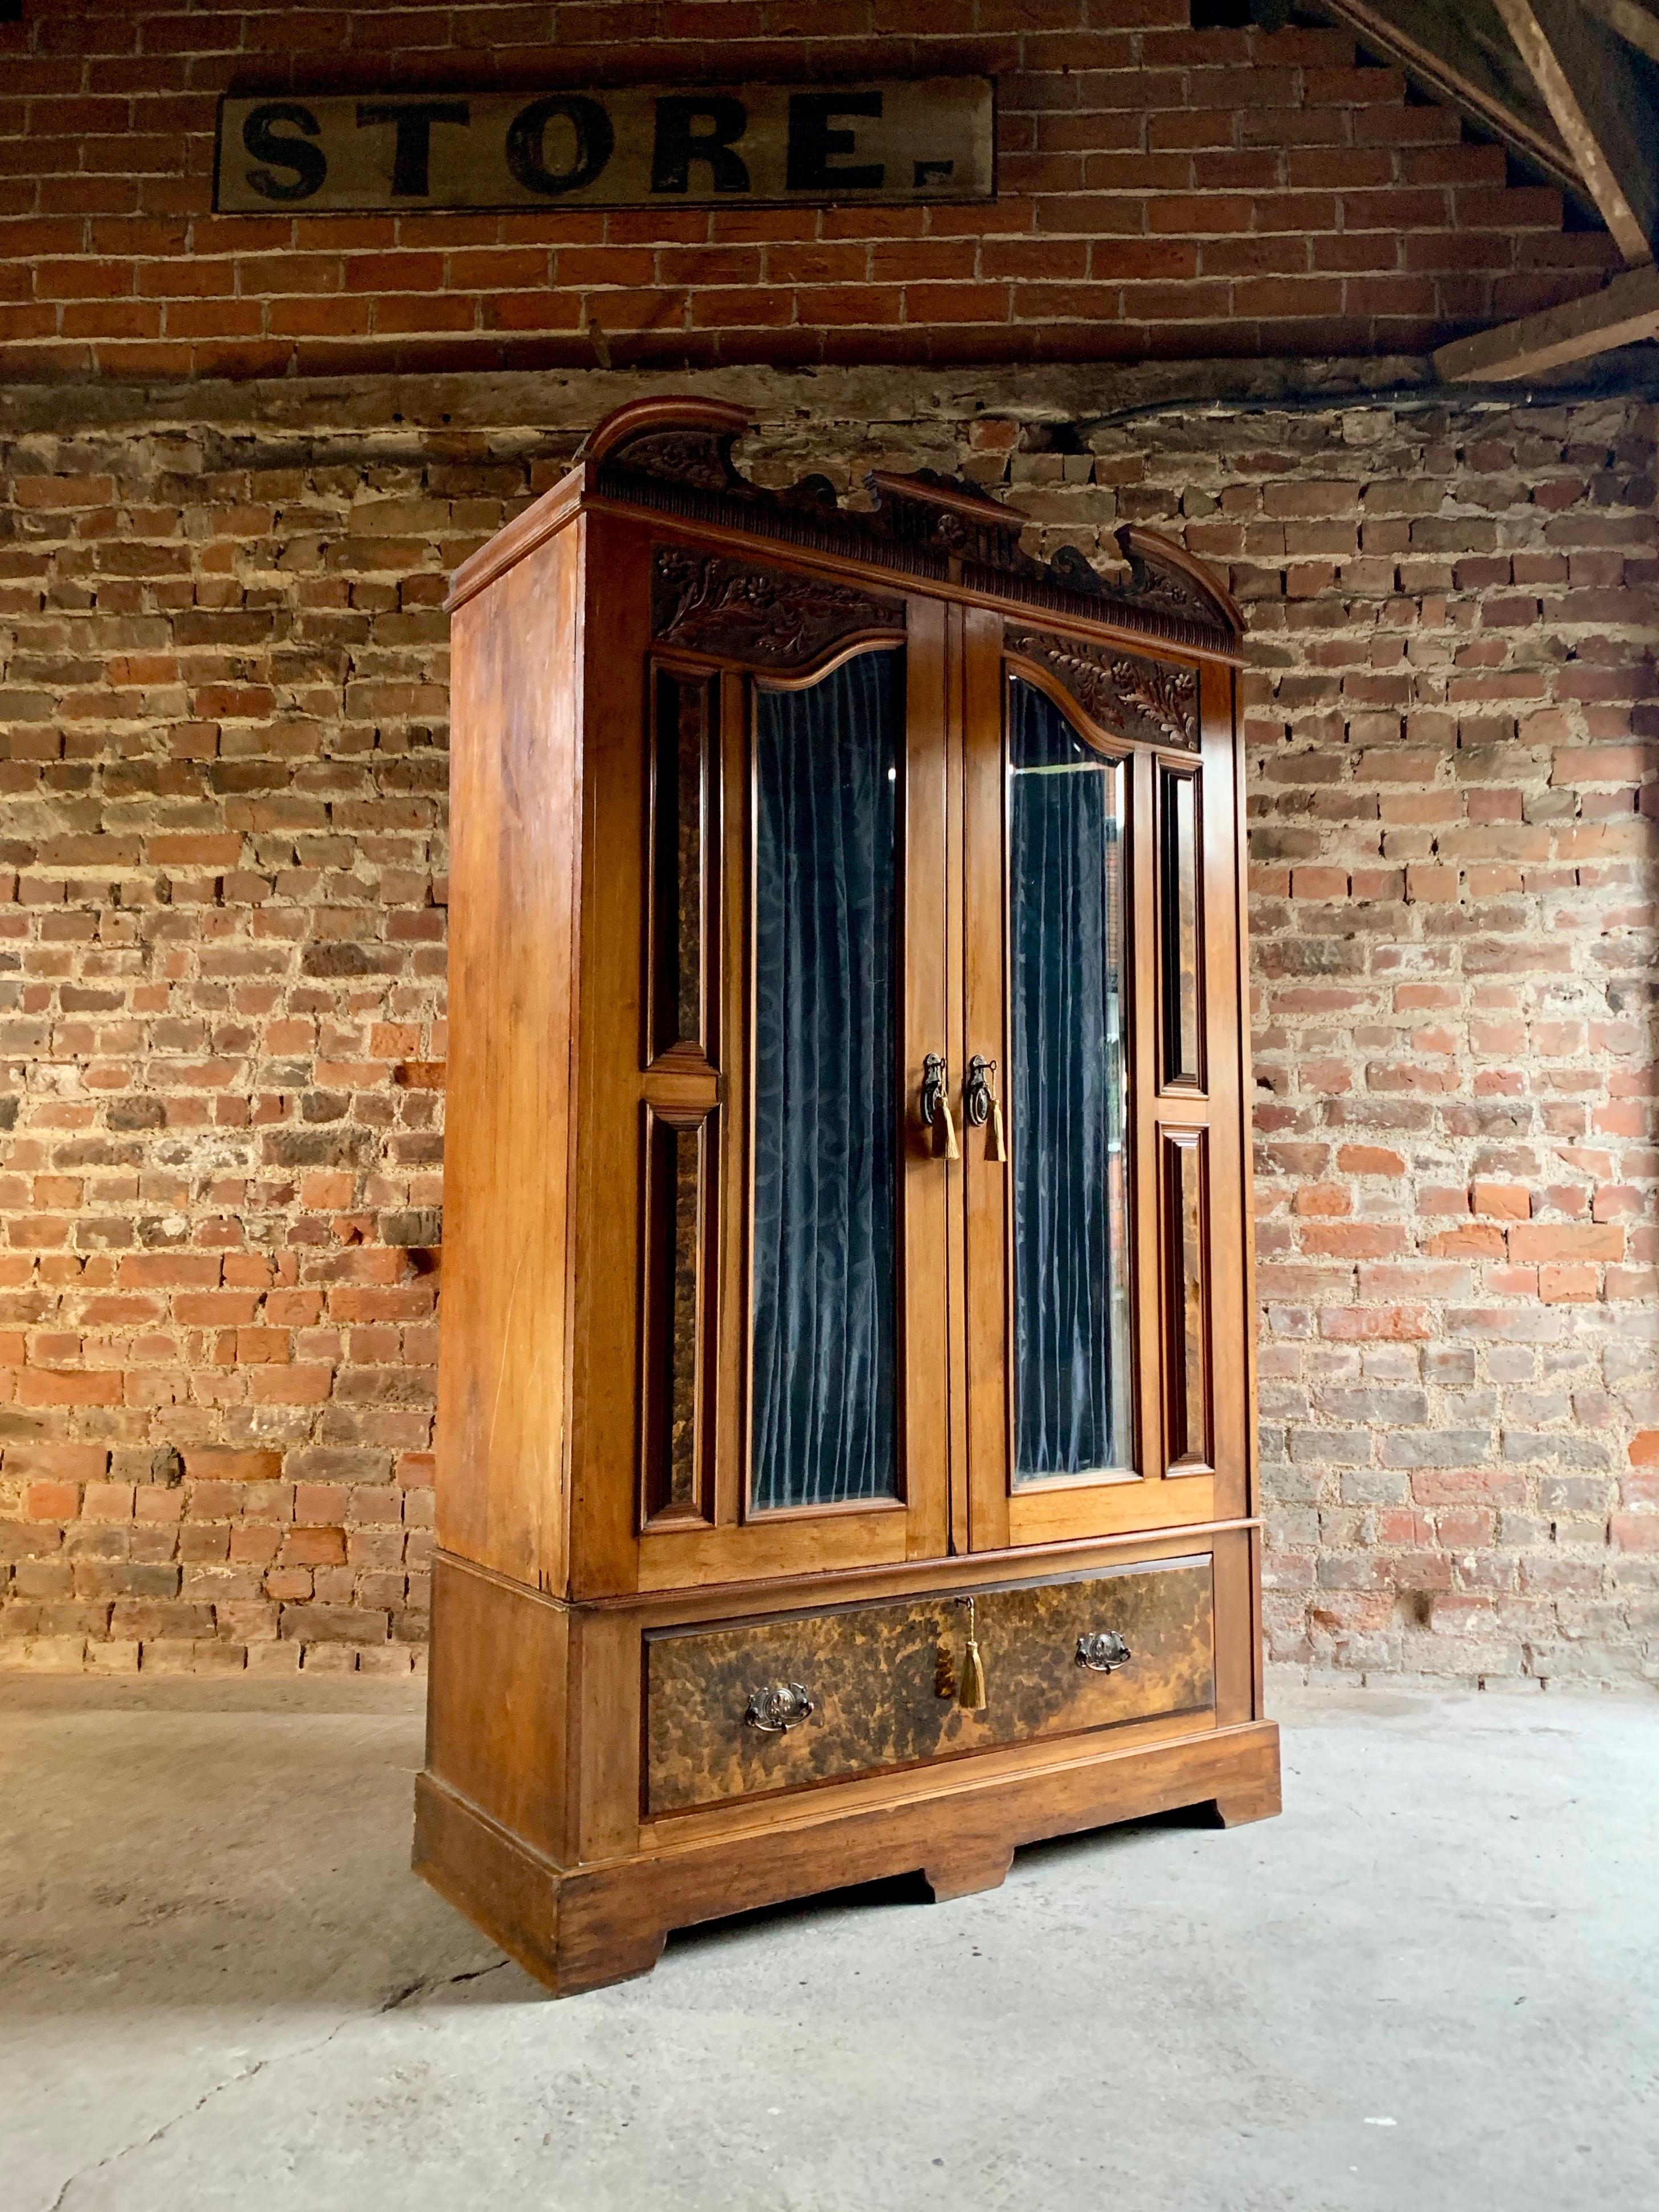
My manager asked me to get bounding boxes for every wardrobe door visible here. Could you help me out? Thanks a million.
[634,583,951,1591]
[961,614,1245,1550]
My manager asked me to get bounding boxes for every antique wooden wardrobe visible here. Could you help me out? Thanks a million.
[416,395,1280,1995]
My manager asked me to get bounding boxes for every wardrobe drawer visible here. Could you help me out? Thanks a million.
[644,1555,1214,1815]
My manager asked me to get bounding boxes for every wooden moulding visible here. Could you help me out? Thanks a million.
[432,1515,1261,1620]
[1002,632,1202,754]
[413,1719,1282,1997]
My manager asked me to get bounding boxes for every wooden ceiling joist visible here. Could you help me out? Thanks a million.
[1433,259,1659,378]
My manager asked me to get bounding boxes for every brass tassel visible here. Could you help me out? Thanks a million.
[989,1097,1008,1164]
[958,1596,987,1712]
[938,1091,960,1162]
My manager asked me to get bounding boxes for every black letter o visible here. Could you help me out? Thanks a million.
[506,96,615,197]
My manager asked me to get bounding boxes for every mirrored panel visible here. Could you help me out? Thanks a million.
[650,666,715,1062]
[1159,764,1203,1089]
[1008,676,1133,1483]
[643,1107,711,1521]
[750,650,902,1511]
[1163,1127,1211,1470]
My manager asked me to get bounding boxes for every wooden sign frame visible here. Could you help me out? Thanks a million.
[214,80,995,214]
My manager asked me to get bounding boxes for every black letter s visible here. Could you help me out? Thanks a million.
[242,103,326,203]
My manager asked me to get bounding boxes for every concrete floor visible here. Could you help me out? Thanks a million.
[1,1679,1654,2212]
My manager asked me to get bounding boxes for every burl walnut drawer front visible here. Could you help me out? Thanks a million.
[644,1556,1214,1815]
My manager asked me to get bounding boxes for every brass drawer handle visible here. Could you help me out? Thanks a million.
[744,1681,814,1734]
[1076,1630,1131,1674]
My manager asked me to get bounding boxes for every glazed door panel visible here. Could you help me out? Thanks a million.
[962,618,1244,1551]
[635,573,950,1591]
[748,651,905,1515]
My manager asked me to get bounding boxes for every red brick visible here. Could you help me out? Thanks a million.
[1471,1182,1530,1220]
[1509,1224,1624,1264]
[24,1482,79,1520]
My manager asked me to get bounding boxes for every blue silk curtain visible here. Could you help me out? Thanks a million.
[750,651,901,1511]
[1010,678,1132,1479]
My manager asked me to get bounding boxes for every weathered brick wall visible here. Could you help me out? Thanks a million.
[0,383,456,1674]
[1,362,1655,1684]
[0,0,1621,379]
[1194,389,1659,1687]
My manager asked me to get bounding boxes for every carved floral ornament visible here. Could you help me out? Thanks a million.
[1004,630,1201,752]
[651,545,904,670]
[648,546,1202,745]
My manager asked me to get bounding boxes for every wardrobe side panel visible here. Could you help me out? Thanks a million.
[424,1554,572,1862]
[1198,657,1250,1530]
[436,525,583,1592]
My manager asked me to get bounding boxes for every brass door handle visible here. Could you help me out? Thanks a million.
[1076,1630,1131,1674]
[921,1052,959,1159]
[965,1053,1008,1162]
[744,1681,814,1733]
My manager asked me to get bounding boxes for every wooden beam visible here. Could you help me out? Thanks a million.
[1317,0,1580,195]
[1433,260,1659,379]
[1580,0,1659,68]
[1492,0,1659,261]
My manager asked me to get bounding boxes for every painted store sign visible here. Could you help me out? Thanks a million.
[214,81,994,212]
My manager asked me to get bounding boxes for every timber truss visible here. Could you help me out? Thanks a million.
[1249,0,1659,378]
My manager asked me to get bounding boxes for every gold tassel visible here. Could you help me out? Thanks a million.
[958,1596,987,1712]
[938,1091,960,1162]
[989,1097,1008,1164]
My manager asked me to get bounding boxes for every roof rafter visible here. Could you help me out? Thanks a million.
[1326,1,1659,378]
[1314,0,1582,193]
[1490,0,1659,261]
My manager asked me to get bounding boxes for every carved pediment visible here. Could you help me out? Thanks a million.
[1114,525,1243,639]
[580,398,1241,655]
[865,467,1029,568]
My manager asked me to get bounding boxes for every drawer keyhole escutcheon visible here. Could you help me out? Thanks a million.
[743,1681,815,1734]
[1076,1630,1132,1674]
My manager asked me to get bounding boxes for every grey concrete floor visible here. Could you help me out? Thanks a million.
[1,1677,1654,2212]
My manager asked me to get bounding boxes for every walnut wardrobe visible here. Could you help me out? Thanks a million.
[416,395,1280,1995]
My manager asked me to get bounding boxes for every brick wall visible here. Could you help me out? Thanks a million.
[0,0,1655,1683]
[1,362,1655,1684]
[0,0,1621,379]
